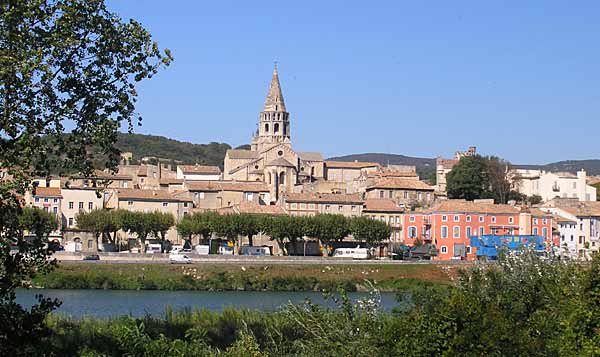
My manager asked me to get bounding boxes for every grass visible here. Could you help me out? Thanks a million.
[31,263,458,292]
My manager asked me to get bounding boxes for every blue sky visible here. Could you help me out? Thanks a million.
[108,1,600,164]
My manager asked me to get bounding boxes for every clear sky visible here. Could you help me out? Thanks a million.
[108,1,600,164]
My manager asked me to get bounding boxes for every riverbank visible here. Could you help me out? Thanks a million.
[31,263,458,292]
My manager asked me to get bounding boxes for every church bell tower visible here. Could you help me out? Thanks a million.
[251,64,291,151]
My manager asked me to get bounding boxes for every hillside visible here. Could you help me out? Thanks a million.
[114,133,232,168]
[112,134,599,176]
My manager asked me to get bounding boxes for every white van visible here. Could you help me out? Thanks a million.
[240,246,271,256]
[147,243,162,254]
[194,245,210,255]
[333,246,371,260]
[169,253,191,264]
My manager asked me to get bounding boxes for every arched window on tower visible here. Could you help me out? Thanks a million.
[264,123,269,133]
[283,123,287,135]
[274,123,280,133]
[279,171,285,185]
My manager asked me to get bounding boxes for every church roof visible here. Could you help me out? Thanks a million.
[298,152,324,162]
[266,157,296,168]
[226,149,259,160]
[263,65,286,112]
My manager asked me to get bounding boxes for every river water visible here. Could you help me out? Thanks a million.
[16,289,400,318]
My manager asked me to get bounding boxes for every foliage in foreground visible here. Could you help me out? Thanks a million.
[33,252,600,356]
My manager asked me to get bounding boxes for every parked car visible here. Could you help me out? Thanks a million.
[147,243,162,254]
[218,245,234,255]
[169,253,192,264]
[83,254,100,261]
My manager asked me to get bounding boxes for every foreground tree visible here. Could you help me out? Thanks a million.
[0,1,170,352]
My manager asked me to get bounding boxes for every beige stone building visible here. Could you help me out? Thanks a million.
[111,188,192,244]
[324,161,380,182]
[185,181,271,210]
[365,177,435,207]
[176,164,222,181]
[362,199,404,243]
[436,146,477,194]
[61,187,106,230]
[283,192,364,217]
[512,169,597,202]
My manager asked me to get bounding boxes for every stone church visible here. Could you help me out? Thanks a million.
[223,65,324,203]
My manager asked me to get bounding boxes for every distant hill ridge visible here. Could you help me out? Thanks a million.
[114,133,600,176]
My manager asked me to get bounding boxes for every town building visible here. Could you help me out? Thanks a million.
[541,198,600,255]
[176,164,222,181]
[283,192,364,217]
[365,177,435,208]
[362,199,404,243]
[185,181,271,210]
[435,146,477,194]
[512,169,597,202]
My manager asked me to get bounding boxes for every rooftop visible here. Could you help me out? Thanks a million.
[226,149,260,160]
[285,192,364,204]
[363,199,404,213]
[217,201,286,215]
[325,161,380,169]
[116,189,192,202]
[178,164,221,175]
[186,180,270,192]
[367,178,435,191]
[33,187,62,198]
[428,199,519,215]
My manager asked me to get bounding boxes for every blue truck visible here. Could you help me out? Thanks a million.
[469,235,545,260]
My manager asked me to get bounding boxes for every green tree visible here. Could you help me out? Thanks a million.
[446,155,491,201]
[311,215,350,256]
[0,0,169,353]
[349,216,391,248]
[148,211,175,243]
[121,211,153,253]
[262,215,304,256]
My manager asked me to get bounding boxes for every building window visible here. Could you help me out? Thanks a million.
[338,205,343,211]
[78,202,83,209]
[184,202,188,208]
[403,191,408,199]
[533,218,538,225]
[274,123,280,133]
[466,246,472,254]
[69,201,74,209]
[88,202,93,210]
[453,215,459,222]
[408,226,417,238]
[509,217,514,224]
[466,215,471,222]
[44,198,48,203]
[409,215,415,222]
[379,190,384,199]
[542,227,548,237]
[453,226,460,238]
[533,227,538,235]
[479,227,484,236]
[54,198,58,203]
[441,246,448,254]
[441,226,448,238]
[325,205,330,211]
[309,203,315,209]
[442,215,448,222]
[128,201,134,206]
[291,203,297,209]
[542,218,547,225]
[34,197,40,203]
[491,216,496,223]
[466,226,472,237]
[351,205,356,211]
[264,123,269,132]
[162,202,168,207]
[396,216,400,224]
[479,216,484,223]
[417,192,422,200]
[388,190,393,199]
[53,207,58,214]
[87,240,93,249]
[68,218,74,227]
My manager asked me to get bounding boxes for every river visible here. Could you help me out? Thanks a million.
[16,289,401,318]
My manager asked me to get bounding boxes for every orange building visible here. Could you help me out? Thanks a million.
[401,200,553,260]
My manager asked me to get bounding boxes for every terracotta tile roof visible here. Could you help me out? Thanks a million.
[226,149,259,160]
[369,169,419,178]
[137,166,148,177]
[367,178,434,191]
[186,181,270,192]
[554,214,576,223]
[285,192,364,204]
[178,164,221,175]
[266,157,295,168]
[33,187,62,197]
[436,158,459,169]
[428,200,519,214]
[363,199,404,213]
[217,201,286,215]
[71,170,132,181]
[116,188,191,202]
[298,152,324,162]
[325,161,380,169]
[543,199,600,217]
[528,207,553,218]
[159,178,184,185]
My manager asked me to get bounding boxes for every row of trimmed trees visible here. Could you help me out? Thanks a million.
[177,212,392,256]
[75,209,174,252]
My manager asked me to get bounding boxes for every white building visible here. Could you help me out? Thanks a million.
[513,169,596,202]
[541,199,600,255]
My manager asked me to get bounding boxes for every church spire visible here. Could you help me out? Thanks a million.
[263,63,286,112]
